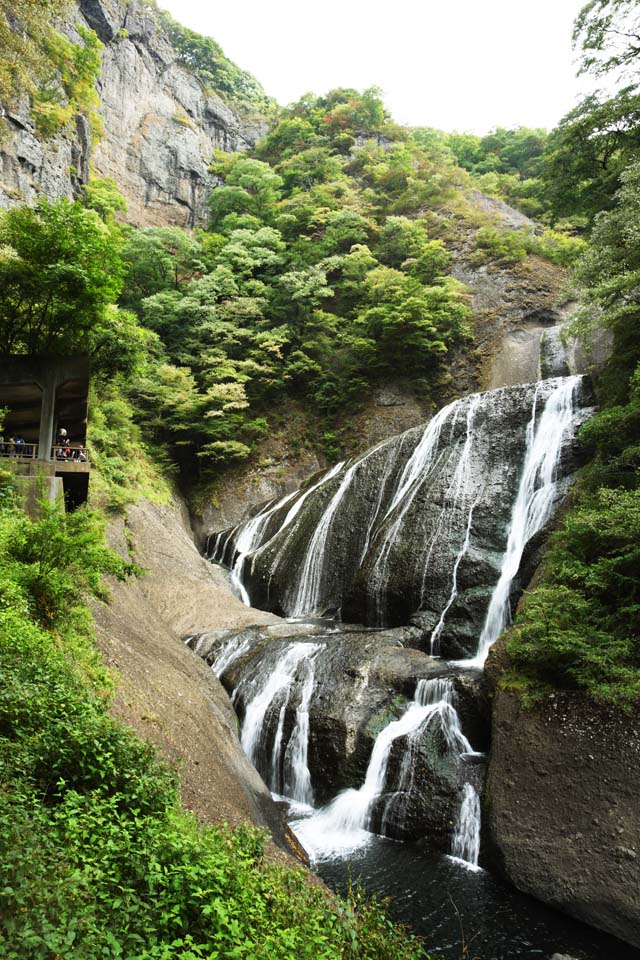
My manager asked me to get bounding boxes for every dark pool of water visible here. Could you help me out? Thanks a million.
[315,838,640,960]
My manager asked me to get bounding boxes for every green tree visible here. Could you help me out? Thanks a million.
[120,227,205,311]
[0,199,124,355]
[0,0,70,112]
[574,0,640,79]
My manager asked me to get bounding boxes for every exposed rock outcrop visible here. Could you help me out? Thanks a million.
[0,0,263,226]
[214,378,593,658]
[188,621,489,850]
[485,678,640,948]
[88,497,301,857]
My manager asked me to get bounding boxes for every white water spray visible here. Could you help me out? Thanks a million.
[238,643,320,799]
[449,783,482,870]
[292,678,472,859]
[283,656,317,804]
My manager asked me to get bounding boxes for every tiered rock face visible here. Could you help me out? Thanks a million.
[216,377,593,658]
[187,622,489,850]
[0,0,263,226]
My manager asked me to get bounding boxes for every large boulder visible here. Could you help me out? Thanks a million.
[485,678,640,948]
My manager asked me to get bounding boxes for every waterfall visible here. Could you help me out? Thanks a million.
[226,491,299,605]
[288,463,360,617]
[248,461,346,602]
[292,677,472,859]
[472,375,582,666]
[211,633,252,678]
[380,679,474,832]
[198,374,591,874]
[429,497,479,656]
[278,462,345,534]
[449,783,482,870]
[237,643,321,799]
[283,657,317,804]
[368,401,458,620]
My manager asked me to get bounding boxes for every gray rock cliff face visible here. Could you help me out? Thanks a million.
[485,678,640,948]
[214,377,592,659]
[0,0,263,226]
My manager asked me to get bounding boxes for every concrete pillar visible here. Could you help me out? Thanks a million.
[38,372,57,462]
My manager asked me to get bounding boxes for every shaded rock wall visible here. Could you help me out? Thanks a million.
[485,683,640,948]
[0,0,262,226]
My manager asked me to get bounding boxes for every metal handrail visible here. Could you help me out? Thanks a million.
[0,443,90,463]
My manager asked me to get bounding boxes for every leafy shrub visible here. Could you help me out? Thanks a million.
[471,226,529,265]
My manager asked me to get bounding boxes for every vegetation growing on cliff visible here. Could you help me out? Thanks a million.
[159,9,275,119]
[0,0,70,119]
[505,3,640,707]
[117,88,478,476]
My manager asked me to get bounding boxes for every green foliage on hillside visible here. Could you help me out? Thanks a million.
[0,493,423,959]
[506,160,640,707]
[159,10,274,118]
[117,88,474,479]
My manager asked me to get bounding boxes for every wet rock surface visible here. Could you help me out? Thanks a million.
[188,621,489,848]
[217,378,593,661]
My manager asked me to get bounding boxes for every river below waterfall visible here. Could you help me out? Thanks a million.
[309,837,640,960]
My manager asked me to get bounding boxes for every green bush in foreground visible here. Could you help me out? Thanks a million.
[0,607,422,959]
[0,498,422,959]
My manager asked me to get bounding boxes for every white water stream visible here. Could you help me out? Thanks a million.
[291,678,473,861]
[238,642,321,802]
[449,782,482,870]
[471,375,582,666]
[211,373,586,875]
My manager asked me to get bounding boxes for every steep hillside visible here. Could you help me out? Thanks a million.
[0,0,266,226]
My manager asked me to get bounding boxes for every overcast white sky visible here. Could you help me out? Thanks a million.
[158,0,592,134]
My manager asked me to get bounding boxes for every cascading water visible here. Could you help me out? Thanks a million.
[204,372,590,893]
[292,677,473,860]
[227,491,299,604]
[236,642,321,802]
[211,633,252,678]
[288,463,360,617]
[429,496,479,655]
[449,782,482,870]
[368,400,457,622]
[471,375,582,666]
[283,656,317,804]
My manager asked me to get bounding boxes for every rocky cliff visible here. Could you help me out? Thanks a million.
[485,662,640,948]
[0,0,263,227]
[88,495,304,859]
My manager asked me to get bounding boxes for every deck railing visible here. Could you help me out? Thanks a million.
[0,442,38,458]
[51,445,90,463]
[0,443,90,464]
